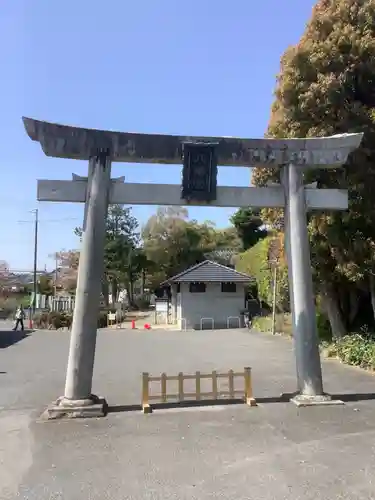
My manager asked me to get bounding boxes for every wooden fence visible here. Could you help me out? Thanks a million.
[141,367,256,414]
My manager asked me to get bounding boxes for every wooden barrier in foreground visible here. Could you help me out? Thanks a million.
[141,367,256,414]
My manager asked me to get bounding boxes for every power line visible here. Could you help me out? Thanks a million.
[6,269,47,274]
[16,217,79,224]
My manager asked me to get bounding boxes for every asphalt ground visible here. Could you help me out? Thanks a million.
[1,325,375,499]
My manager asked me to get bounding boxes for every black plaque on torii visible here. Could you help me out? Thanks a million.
[181,142,218,202]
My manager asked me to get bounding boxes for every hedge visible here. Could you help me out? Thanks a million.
[322,334,375,371]
[252,313,293,336]
[253,314,375,372]
[33,309,124,330]
[236,234,289,310]
[253,311,332,341]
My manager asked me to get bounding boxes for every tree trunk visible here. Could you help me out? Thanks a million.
[348,288,359,326]
[102,279,109,307]
[321,283,347,339]
[126,284,133,309]
[141,270,145,296]
[129,279,134,305]
[112,280,118,304]
[369,274,375,324]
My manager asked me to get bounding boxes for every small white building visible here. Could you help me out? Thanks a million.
[162,260,253,330]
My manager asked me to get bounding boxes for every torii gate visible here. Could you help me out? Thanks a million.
[22,117,363,418]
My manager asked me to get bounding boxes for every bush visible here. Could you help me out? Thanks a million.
[33,311,50,329]
[322,334,375,371]
[253,311,330,341]
[336,335,375,369]
[0,297,19,319]
[252,315,271,332]
[49,311,72,330]
[320,341,339,359]
[253,310,375,372]
[98,310,109,328]
[252,313,293,336]
[33,311,72,330]
[33,308,126,330]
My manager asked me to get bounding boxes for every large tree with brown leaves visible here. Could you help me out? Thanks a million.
[253,0,375,337]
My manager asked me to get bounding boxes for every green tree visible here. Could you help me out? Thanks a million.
[38,275,54,296]
[253,0,375,337]
[142,207,240,288]
[142,207,202,288]
[105,205,139,246]
[75,205,144,305]
[230,208,268,250]
[237,233,289,310]
[103,205,141,305]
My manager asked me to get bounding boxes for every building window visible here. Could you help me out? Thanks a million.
[221,282,237,293]
[176,283,180,293]
[189,282,206,293]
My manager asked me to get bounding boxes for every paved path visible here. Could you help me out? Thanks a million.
[1,327,375,498]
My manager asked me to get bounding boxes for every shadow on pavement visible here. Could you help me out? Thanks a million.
[256,393,297,404]
[107,404,142,413]
[108,393,375,414]
[256,392,375,404]
[0,330,32,349]
[108,398,248,414]
[333,392,375,402]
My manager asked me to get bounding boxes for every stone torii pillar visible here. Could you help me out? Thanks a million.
[62,151,111,413]
[22,116,363,418]
[282,165,326,405]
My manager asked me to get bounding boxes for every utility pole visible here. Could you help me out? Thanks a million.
[31,208,39,314]
[54,252,58,297]
[271,263,278,335]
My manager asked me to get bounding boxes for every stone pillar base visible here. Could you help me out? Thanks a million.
[40,394,108,420]
[290,393,344,407]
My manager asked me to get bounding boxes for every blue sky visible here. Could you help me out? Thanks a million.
[1,0,315,271]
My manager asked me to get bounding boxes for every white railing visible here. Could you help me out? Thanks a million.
[51,296,75,313]
[227,316,241,329]
[200,317,214,330]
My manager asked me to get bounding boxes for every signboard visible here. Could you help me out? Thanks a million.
[181,143,218,202]
[155,299,169,313]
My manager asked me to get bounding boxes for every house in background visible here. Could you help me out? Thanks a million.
[161,260,253,330]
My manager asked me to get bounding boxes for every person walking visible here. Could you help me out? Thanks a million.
[13,305,25,331]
